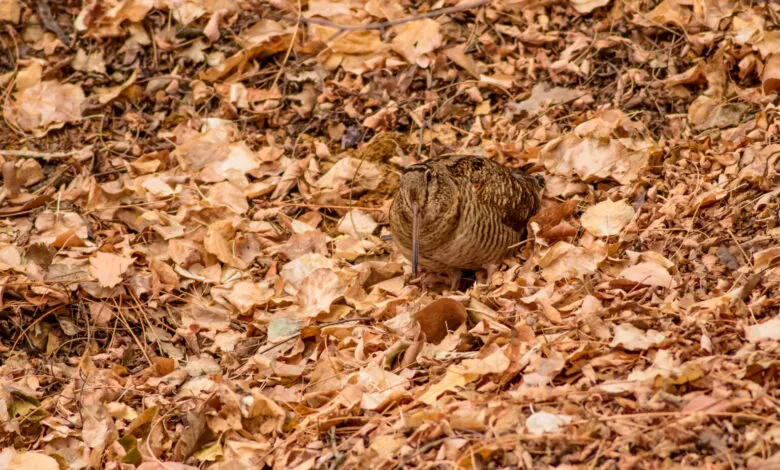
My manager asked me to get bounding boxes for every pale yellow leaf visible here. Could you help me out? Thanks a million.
[581,199,635,237]
[89,252,135,288]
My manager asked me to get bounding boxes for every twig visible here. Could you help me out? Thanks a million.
[271,0,302,90]
[0,148,85,160]
[34,0,71,47]
[256,317,373,356]
[292,0,490,32]
[273,202,385,212]
[10,305,66,354]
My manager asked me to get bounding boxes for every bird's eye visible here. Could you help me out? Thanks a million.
[424,169,433,183]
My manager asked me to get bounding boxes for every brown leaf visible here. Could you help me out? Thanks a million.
[619,261,676,288]
[204,221,248,269]
[413,298,468,344]
[762,53,780,94]
[580,199,635,237]
[540,113,654,185]
[391,19,442,68]
[298,268,345,318]
[4,63,85,136]
[0,0,21,23]
[88,252,135,288]
[529,199,579,236]
[539,241,607,281]
[0,450,60,470]
[610,323,666,351]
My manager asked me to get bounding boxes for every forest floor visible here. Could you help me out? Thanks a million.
[1,0,779,469]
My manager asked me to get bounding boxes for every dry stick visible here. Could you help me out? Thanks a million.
[255,317,373,356]
[10,305,66,354]
[1,25,24,137]
[34,0,71,47]
[292,0,490,32]
[273,202,385,212]
[0,149,86,160]
[270,0,302,90]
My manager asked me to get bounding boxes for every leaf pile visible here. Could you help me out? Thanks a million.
[1,0,779,468]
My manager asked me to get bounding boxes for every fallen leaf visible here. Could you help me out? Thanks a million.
[610,323,666,351]
[745,317,780,343]
[89,252,135,288]
[619,261,676,288]
[413,298,467,344]
[525,411,572,435]
[581,199,635,237]
[207,181,249,214]
[570,0,611,14]
[217,280,273,314]
[0,0,21,23]
[753,247,780,271]
[540,113,654,185]
[338,209,378,239]
[359,363,409,410]
[539,241,607,281]
[280,253,336,295]
[298,268,345,318]
[204,221,248,269]
[4,63,86,136]
[511,82,584,115]
[761,53,780,94]
[0,449,60,470]
[318,157,382,193]
[391,19,442,68]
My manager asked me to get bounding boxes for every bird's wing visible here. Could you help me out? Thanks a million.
[443,156,542,232]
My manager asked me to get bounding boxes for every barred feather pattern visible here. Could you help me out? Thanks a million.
[389,155,543,271]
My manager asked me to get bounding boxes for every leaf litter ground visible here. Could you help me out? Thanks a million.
[1,0,779,469]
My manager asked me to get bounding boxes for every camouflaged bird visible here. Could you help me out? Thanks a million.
[389,156,544,277]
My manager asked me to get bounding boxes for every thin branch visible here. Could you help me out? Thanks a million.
[292,0,490,32]
[0,148,86,160]
[256,317,373,356]
[35,0,71,47]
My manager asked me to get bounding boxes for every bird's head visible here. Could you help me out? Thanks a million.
[396,161,458,276]
[398,161,458,222]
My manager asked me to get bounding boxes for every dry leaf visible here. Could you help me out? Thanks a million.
[581,199,635,237]
[619,261,676,288]
[89,252,135,288]
[525,411,572,435]
[338,209,378,239]
[413,298,467,344]
[540,113,654,185]
[359,363,409,410]
[0,0,21,23]
[4,63,85,136]
[570,0,611,14]
[204,220,248,269]
[511,82,584,115]
[610,323,666,351]
[391,19,442,68]
[0,449,60,470]
[298,268,345,318]
[745,317,780,343]
[539,241,607,281]
[762,54,780,94]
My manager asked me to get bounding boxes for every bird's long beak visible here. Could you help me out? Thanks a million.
[411,200,420,278]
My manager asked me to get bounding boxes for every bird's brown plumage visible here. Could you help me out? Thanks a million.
[389,155,543,273]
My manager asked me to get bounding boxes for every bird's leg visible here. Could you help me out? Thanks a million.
[482,263,500,285]
[448,268,463,292]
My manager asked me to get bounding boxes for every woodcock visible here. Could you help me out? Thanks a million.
[389,155,544,277]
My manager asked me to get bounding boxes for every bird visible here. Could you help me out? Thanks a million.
[389,155,544,281]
